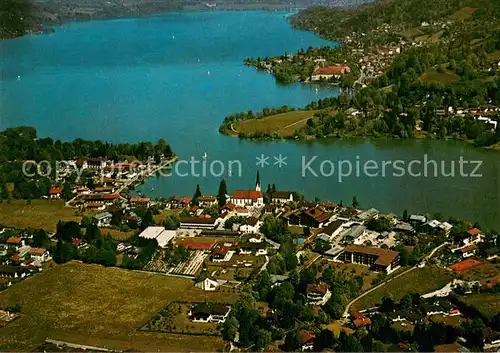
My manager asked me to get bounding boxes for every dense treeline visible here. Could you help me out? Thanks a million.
[0,126,173,200]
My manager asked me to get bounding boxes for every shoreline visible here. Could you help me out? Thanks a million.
[1,6,303,40]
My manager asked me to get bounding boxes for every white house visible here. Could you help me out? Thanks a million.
[29,248,50,263]
[195,277,220,291]
[92,212,113,227]
[239,217,261,234]
[189,303,231,323]
[230,190,264,207]
[306,283,331,306]
[271,191,294,204]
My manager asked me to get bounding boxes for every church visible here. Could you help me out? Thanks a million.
[229,171,264,207]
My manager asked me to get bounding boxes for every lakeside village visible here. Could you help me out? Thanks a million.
[0,154,499,351]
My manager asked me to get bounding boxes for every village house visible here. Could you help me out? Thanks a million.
[189,303,231,323]
[48,186,62,199]
[306,282,331,306]
[230,190,264,207]
[198,196,217,207]
[92,212,113,227]
[170,196,192,209]
[6,237,24,249]
[210,243,234,262]
[316,220,344,242]
[356,208,379,222]
[301,207,330,228]
[180,217,218,230]
[270,191,294,204]
[456,244,477,258]
[350,311,372,329]
[239,217,261,234]
[299,330,316,351]
[195,276,220,291]
[310,65,351,81]
[29,248,50,263]
[129,196,151,208]
[237,242,268,256]
[0,265,27,279]
[338,244,400,273]
[409,214,427,227]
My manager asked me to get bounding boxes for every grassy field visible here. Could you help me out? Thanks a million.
[448,7,477,22]
[461,293,500,319]
[0,261,239,351]
[418,68,459,84]
[351,266,454,310]
[0,199,133,240]
[322,321,353,337]
[154,208,182,224]
[234,110,319,137]
[0,200,80,232]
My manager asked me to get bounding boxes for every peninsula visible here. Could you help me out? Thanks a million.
[222,0,500,150]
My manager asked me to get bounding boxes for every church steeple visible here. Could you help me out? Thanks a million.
[255,170,261,192]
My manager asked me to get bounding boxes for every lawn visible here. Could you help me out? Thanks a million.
[461,293,500,319]
[154,208,182,224]
[0,200,80,232]
[418,68,459,84]
[0,261,239,351]
[351,266,454,311]
[234,110,319,137]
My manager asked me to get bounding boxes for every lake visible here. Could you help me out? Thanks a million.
[0,11,499,230]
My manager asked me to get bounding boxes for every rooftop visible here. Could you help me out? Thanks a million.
[344,244,399,266]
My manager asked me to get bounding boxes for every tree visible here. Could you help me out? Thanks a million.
[403,209,408,221]
[399,247,409,266]
[400,293,412,309]
[222,316,239,341]
[352,196,359,208]
[192,184,202,206]
[33,229,49,248]
[141,208,154,227]
[217,179,228,207]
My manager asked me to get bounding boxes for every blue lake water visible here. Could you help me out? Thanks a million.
[1,11,499,230]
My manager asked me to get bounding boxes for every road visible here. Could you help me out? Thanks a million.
[342,241,449,317]
[279,115,314,133]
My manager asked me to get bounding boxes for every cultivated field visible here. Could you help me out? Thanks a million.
[0,261,239,351]
[351,266,454,310]
[234,110,319,137]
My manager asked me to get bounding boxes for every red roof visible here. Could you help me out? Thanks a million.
[29,248,47,256]
[231,190,263,201]
[312,65,350,75]
[49,187,62,194]
[466,228,482,236]
[212,243,231,256]
[299,330,315,345]
[176,240,214,250]
[223,202,236,211]
[130,197,150,202]
[174,196,192,204]
[10,255,20,262]
[102,194,120,200]
[351,311,372,328]
[6,237,22,244]
[307,283,329,295]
